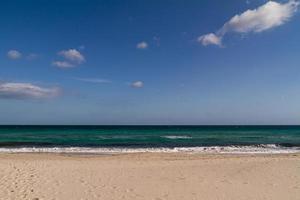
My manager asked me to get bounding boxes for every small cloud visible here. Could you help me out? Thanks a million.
[198,0,299,46]
[58,49,85,64]
[198,33,222,46]
[130,81,144,88]
[0,81,61,100]
[7,51,39,61]
[7,50,22,60]
[136,41,148,49]
[53,49,85,68]
[73,77,111,84]
[52,61,74,68]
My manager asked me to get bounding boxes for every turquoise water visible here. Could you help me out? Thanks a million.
[0,126,300,149]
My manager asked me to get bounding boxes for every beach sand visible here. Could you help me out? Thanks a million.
[0,153,299,200]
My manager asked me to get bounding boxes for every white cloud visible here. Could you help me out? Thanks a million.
[130,81,144,88]
[53,49,85,68]
[198,33,222,46]
[7,50,22,60]
[58,49,85,64]
[136,41,148,49]
[222,0,299,33]
[74,77,111,84]
[0,82,61,100]
[198,0,299,46]
[7,51,39,61]
[52,61,74,68]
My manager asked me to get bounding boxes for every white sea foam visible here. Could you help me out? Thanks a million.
[161,135,193,139]
[0,145,299,154]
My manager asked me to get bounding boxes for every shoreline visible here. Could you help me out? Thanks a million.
[2,152,300,157]
[0,144,299,154]
[1,151,300,159]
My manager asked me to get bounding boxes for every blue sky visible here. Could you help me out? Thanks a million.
[0,0,300,125]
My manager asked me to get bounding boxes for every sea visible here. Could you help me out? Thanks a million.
[0,125,300,154]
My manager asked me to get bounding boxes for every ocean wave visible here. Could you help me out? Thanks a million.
[0,144,299,154]
[161,135,193,139]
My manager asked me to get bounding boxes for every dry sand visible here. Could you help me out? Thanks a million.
[0,153,299,200]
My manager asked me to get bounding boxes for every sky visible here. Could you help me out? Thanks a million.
[0,0,300,125]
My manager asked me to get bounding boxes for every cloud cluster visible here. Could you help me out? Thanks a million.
[130,81,144,88]
[0,82,61,100]
[53,49,85,68]
[136,41,148,49]
[7,50,22,60]
[198,0,299,46]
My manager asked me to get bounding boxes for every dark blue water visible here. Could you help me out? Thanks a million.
[0,125,300,148]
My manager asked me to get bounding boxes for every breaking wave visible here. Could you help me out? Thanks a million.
[0,144,299,154]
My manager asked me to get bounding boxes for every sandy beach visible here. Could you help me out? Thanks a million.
[0,153,299,200]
